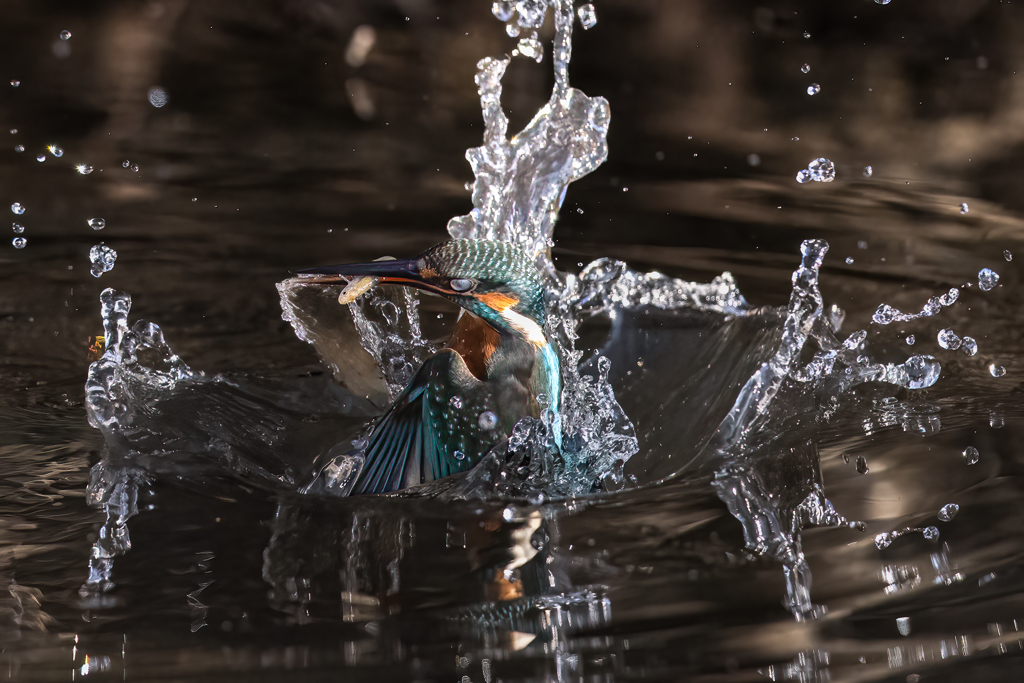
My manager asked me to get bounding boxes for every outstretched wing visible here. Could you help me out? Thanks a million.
[352,350,497,494]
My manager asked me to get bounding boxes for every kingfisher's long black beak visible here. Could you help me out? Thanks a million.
[294,258,423,285]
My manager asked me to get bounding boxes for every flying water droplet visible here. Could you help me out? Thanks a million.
[35,154,45,163]
[453,450,466,461]
[963,446,980,465]
[478,410,498,430]
[906,334,915,345]
[961,336,978,356]
[875,0,892,4]
[937,328,961,350]
[800,63,810,73]
[875,532,895,549]
[11,203,25,215]
[989,363,1006,378]
[959,202,969,214]
[896,616,911,636]
[845,257,854,264]
[922,526,940,541]
[807,157,835,182]
[88,218,106,231]
[855,455,869,474]
[938,503,959,522]
[863,165,873,177]
[47,144,63,157]
[806,83,821,96]
[978,268,999,291]
[122,160,130,168]
[872,303,898,324]
[1004,250,1013,261]
[938,288,959,306]
[491,1,513,21]
[803,31,811,38]
[516,34,543,62]
[75,164,94,174]
[903,355,941,389]
[11,237,26,249]
[89,244,117,278]
[12,223,24,234]
[59,30,72,41]
[148,87,169,108]
[449,395,463,409]
[13,145,23,153]
[795,169,811,184]
[577,4,597,30]
[10,80,20,87]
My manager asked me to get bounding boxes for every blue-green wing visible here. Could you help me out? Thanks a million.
[352,350,494,494]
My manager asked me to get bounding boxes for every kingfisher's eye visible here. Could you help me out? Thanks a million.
[450,278,477,292]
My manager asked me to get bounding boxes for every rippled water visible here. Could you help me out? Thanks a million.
[3,1,1024,681]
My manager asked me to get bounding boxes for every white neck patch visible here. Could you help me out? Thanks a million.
[500,308,547,347]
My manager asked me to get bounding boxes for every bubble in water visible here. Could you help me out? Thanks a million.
[906,334,915,345]
[903,355,941,389]
[12,223,24,234]
[59,30,71,40]
[863,165,873,177]
[855,455,869,474]
[922,526,939,541]
[11,237,26,249]
[89,244,117,278]
[88,218,106,231]
[800,63,810,73]
[872,303,899,324]
[938,503,959,522]
[959,202,969,214]
[448,395,463,409]
[807,83,821,96]
[13,145,24,153]
[803,31,811,38]
[807,157,835,182]
[989,363,1006,378]
[796,169,811,184]
[76,164,94,174]
[963,446,980,465]
[11,203,25,215]
[147,87,168,108]
[978,268,999,291]
[577,4,597,30]
[35,154,45,163]
[478,410,498,430]
[10,80,20,87]
[845,257,854,264]
[47,144,63,157]
[937,328,961,350]
[961,336,978,356]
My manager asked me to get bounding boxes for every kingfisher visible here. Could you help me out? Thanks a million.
[298,239,561,494]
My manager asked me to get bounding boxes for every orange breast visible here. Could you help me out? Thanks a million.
[446,312,500,380]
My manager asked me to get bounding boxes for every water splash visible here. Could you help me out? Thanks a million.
[872,287,959,324]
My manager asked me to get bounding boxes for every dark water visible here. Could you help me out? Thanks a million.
[3,1,1024,680]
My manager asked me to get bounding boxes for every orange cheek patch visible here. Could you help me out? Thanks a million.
[477,292,518,311]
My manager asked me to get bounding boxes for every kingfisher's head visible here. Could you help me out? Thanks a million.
[298,239,547,343]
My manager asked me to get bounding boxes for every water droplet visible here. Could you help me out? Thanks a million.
[806,83,821,96]
[961,336,978,356]
[75,164,94,174]
[516,35,543,62]
[855,455,869,474]
[148,86,168,108]
[11,203,25,215]
[938,288,959,306]
[576,207,583,214]
[131,163,139,172]
[122,160,131,168]
[35,154,45,163]
[903,355,941,389]
[478,410,498,430]
[858,240,868,249]
[577,3,597,30]
[875,532,895,549]
[963,446,980,465]
[13,145,24,153]
[959,202,969,214]
[1004,250,1013,261]
[11,237,26,249]
[506,22,520,37]
[989,363,1006,378]
[59,30,72,41]
[872,303,898,324]
[47,144,63,157]
[938,503,959,522]
[807,157,835,182]
[875,0,892,4]
[453,449,466,461]
[978,267,999,291]
[845,257,854,264]
[863,165,873,177]
[746,153,761,166]
[800,63,810,74]
[922,526,939,541]
[449,395,463,409]
[89,244,117,278]
[796,169,811,184]
[10,80,20,87]
[491,0,513,21]
[896,616,911,636]
[803,31,811,38]
[12,223,24,234]
[906,335,915,345]
[87,218,106,231]
[937,328,961,350]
